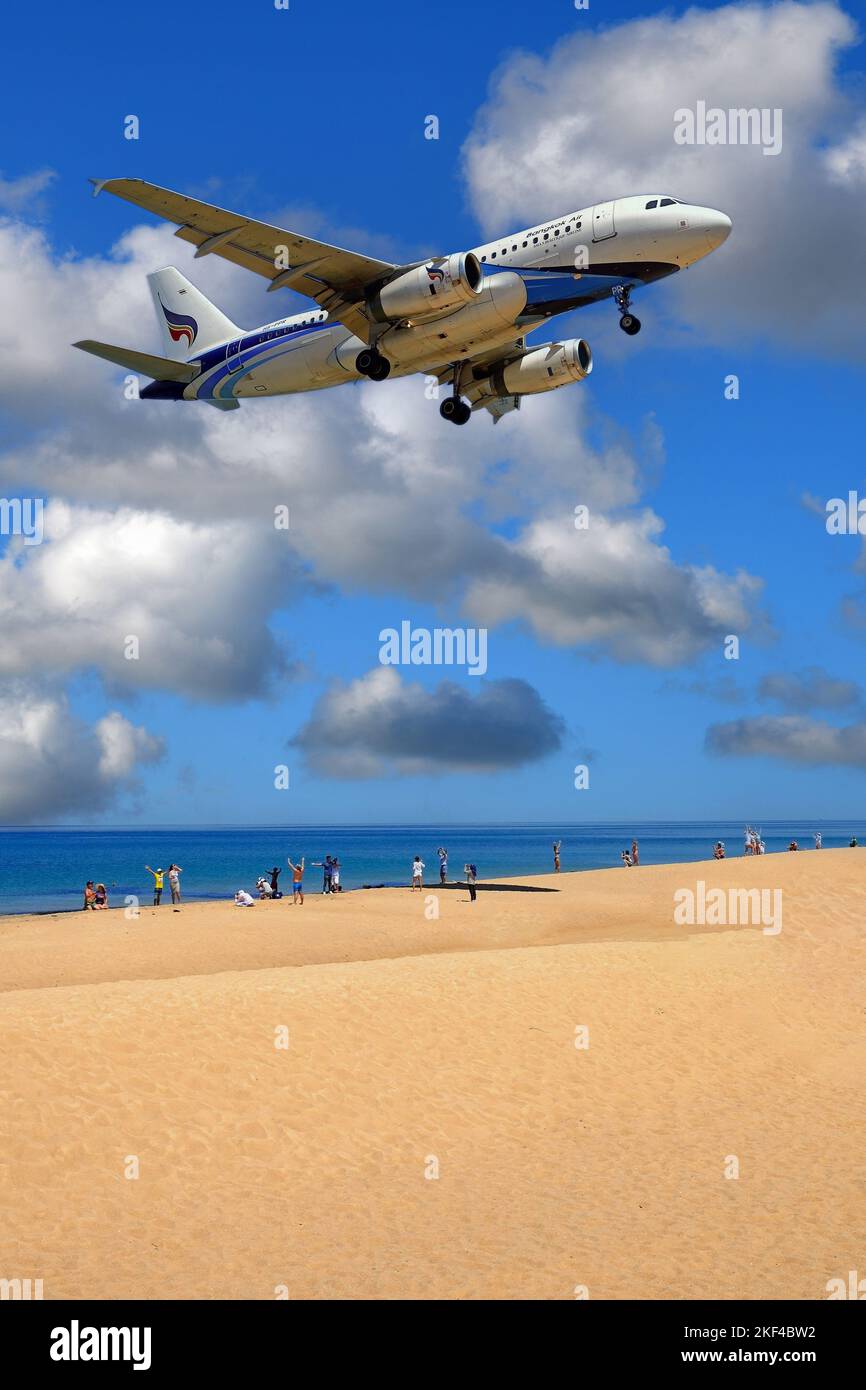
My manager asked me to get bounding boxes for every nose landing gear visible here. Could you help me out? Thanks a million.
[612,284,641,336]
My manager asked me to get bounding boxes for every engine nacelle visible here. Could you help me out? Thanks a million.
[484,339,593,396]
[368,252,483,323]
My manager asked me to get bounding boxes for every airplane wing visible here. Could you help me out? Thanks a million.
[91,177,398,341]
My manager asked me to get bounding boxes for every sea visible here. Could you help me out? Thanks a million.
[1,821,864,916]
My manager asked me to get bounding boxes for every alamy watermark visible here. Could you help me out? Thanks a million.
[674,101,782,157]
[826,492,866,535]
[379,621,488,676]
[674,880,782,935]
[0,496,43,545]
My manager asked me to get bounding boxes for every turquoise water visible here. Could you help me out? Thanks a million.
[1,821,863,915]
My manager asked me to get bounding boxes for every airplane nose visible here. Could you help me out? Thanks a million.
[705,210,732,249]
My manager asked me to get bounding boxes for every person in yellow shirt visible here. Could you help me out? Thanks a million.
[145,864,165,906]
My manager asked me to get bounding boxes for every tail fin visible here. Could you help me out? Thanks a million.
[147,266,240,361]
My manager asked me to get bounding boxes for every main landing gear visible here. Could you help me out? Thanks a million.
[440,396,471,425]
[356,347,391,381]
[439,362,472,425]
[612,284,641,336]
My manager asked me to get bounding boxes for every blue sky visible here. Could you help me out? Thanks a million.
[1,0,865,824]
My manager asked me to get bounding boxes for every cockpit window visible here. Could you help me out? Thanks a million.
[660,197,676,206]
[645,200,658,209]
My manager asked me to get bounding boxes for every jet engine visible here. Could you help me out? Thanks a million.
[481,339,593,396]
[368,252,483,323]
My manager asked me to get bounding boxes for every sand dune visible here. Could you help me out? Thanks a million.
[1,849,864,1299]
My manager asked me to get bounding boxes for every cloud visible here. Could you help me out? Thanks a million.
[465,510,765,665]
[462,1,865,356]
[0,502,300,701]
[0,168,55,213]
[758,666,862,711]
[0,683,164,822]
[292,666,565,777]
[706,712,866,768]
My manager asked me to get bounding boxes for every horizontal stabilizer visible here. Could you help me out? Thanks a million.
[72,340,198,383]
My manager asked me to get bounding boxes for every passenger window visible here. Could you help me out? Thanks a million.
[645,200,658,209]
[512,244,517,251]
[543,233,549,240]
[522,240,528,247]
[491,251,497,258]
[481,254,487,262]
[565,225,571,233]
[501,248,507,255]
[533,236,538,244]
[660,198,675,206]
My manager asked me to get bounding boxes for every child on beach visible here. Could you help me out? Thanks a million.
[411,856,425,890]
[145,865,164,905]
[94,883,108,909]
[288,857,305,904]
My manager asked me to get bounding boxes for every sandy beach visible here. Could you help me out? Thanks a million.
[2,849,864,1300]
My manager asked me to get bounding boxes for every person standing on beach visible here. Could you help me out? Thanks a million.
[330,857,341,893]
[269,866,281,895]
[411,856,425,890]
[464,862,477,903]
[168,863,182,908]
[145,865,164,905]
[83,881,96,910]
[631,839,639,866]
[814,832,822,850]
[288,857,305,904]
[553,840,561,872]
[313,855,333,894]
[438,847,448,883]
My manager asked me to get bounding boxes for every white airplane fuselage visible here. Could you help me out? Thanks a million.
[139,192,731,407]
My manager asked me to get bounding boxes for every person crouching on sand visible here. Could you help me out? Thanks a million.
[288,857,305,904]
[411,856,425,890]
[234,889,255,907]
[145,865,164,905]
[621,849,633,867]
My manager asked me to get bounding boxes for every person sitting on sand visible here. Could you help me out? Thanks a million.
[94,883,108,909]
[850,837,859,848]
[713,841,726,860]
[145,865,164,906]
[234,889,255,907]
[788,840,799,851]
[621,849,633,867]
[83,881,97,910]
[438,847,448,883]
[411,856,425,890]
[288,857,305,905]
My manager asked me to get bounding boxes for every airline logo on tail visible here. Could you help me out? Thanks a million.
[159,296,198,347]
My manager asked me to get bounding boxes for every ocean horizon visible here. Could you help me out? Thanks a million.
[2,819,863,916]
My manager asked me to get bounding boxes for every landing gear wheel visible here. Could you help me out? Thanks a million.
[356,348,391,379]
[619,314,641,335]
[440,397,471,425]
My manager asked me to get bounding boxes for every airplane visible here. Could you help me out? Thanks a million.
[74,179,731,425]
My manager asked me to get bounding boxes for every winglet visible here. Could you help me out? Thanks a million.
[89,178,115,198]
